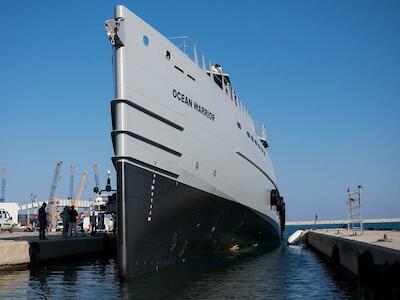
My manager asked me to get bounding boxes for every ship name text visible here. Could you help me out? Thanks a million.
[173,89,215,122]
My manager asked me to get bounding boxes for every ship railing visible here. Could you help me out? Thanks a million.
[168,36,256,129]
[168,36,212,71]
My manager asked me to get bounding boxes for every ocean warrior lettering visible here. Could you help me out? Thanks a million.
[172,89,215,122]
[172,89,193,108]
[193,102,215,121]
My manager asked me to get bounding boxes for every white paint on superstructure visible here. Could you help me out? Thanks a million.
[112,6,281,229]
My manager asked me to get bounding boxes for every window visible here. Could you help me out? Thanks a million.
[165,50,171,60]
[247,131,250,138]
[251,136,254,142]
[237,122,241,129]
[143,35,150,46]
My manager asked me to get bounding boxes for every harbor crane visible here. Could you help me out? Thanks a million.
[47,161,62,229]
[49,161,62,201]
[0,167,6,203]
[93,164,100,194]
[68,165,75,200]
[74,170,88,207]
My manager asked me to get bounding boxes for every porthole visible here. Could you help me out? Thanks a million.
[166,50,171,60]
[143,35,150,46]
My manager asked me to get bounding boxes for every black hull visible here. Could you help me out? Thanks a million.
[116,160,280,279]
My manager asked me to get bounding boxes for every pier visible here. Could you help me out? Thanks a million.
[286,217,400,226]
[307,229,400,296]
[0,232,115,269]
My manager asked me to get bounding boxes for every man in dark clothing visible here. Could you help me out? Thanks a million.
[68,205,78,238]
[60,206,70,238]
[38,202,48,240]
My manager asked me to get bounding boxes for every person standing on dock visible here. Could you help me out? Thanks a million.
[38,202,48,240]
[68,205,78,238]
[60,206,70,238]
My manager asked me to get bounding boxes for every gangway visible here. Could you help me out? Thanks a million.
[18,198,91,211]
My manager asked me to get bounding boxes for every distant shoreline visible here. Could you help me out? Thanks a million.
[286,218,400,226]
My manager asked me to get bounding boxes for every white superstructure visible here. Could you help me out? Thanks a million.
[109,6,282,227]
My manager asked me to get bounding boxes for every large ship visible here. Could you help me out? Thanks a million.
[105,5,285,279]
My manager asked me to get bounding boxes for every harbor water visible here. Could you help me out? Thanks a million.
[1,223,399,299]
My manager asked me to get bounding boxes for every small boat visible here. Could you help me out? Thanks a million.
[287,230,308,245]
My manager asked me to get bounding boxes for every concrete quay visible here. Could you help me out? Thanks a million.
[0,232,115,269]
[308,229,400,296]
[287,217,400,226]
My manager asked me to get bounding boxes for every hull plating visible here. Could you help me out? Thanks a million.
[117,161,280,279]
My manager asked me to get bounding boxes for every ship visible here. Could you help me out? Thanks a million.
[105,5,285,279]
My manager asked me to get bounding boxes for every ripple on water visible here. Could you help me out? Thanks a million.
[0,244,358,299]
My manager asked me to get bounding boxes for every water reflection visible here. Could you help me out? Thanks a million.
[0,243,361,299]
[0,267,30,298]
[119,244,356,299]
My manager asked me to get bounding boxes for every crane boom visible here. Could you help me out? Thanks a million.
[0,167,6,203]
[74,170,88,206]
[93,164,100,193]
[68,165,75,200]
[49,161,62,201]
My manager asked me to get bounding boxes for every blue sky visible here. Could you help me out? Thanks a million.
[0,1,399,220]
